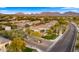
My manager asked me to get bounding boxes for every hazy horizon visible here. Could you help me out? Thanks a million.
[0,7,79,14]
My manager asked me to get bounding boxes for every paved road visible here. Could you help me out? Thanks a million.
[25,38,54,51]
[25,23,77,52]
[46,23,77,52]
[0,36,10,44]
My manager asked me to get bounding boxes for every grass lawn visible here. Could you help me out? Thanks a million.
[23,47,36,52]
[42,33,58,40]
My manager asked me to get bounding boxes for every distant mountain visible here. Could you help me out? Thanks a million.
[39,12,61,16]
[15,12,26,15]
[29,12,79,16]
[1,12,79,16]
[62,12,79,16]
[0,13,3,14]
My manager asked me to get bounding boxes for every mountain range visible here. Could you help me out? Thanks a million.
[33,12,79,16]
[1,12,79,16]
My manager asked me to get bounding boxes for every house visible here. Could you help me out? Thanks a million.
[2,25,11,31]
[5,26,11,31]
[30,21,55,31]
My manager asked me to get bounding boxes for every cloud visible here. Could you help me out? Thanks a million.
[0,7,6,8]
[0,10,16,14]
[60,7,79,13]
[69,10,79,12]
[0,10,8,13]
[61,7,75,9]
[0,10,39,14]
[61,7,79,10]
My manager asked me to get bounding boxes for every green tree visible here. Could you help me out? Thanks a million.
[46,29,52,34]
[6,37,26,52]
[30,31,41,38]
[25,28,34,36]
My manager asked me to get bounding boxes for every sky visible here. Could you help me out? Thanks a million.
[0,7,79,14]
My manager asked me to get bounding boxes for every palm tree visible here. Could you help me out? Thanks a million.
[58,18,68,35]
[51,23,60,35]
